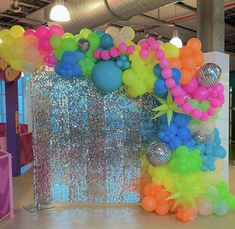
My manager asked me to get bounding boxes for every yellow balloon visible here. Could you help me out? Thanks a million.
[1,34,14,45]
[121,26,135,41]
[63,32,74,39]
[164,42,179,58]
[144,75,156,93]
[10,25,25,38]
[0,29,10,39]
[10,59,24,72]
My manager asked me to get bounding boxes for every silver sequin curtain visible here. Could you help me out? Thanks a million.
[31,71,158,204]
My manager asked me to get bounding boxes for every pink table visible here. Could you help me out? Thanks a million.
[0,150,13,221]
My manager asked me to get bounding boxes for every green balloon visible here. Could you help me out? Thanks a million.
[54,48,64,61]
[87,33,100,50]
[199,101,210,111]
[132,80,146,96]
[79,28,92,38]
[188,99,199,108]
[122,69,136,86]
[61,38,77,51]
[74,34,82,42]
[63,32,73,38]
[50,35,62,49]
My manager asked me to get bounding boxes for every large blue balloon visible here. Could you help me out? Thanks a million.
[100,34,113,49]
[62,51,78,64]
[92,61,122,92]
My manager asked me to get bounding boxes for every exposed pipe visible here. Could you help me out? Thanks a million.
[62,0,180,32]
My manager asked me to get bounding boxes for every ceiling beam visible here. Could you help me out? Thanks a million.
[176,2,196,12]
[19,2,40,9]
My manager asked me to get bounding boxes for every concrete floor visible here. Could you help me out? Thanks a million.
[1,167,235,229]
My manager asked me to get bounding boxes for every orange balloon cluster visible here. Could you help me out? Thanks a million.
[169,38,204,85]
[141,183,175,216]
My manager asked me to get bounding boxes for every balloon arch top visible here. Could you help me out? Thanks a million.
[0,24,234,222]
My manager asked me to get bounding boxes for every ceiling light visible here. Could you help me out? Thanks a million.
[170,30,183,48]
[50,1,70,22]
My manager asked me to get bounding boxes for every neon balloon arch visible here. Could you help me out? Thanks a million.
[0,24,234,222]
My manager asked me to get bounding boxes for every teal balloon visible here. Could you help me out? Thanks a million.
[213,200,228,216]
[92,61,122,92]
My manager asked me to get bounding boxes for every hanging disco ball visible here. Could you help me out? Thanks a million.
[146,141,171,167]
[197,63,222,88]
[194,131,206,144]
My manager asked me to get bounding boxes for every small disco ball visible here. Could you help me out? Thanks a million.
[197,63,222,88]
[194,131,206,143]
[146,141,171,167]
[78,38,90,52]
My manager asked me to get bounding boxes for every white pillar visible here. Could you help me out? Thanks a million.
[204,51,230,181]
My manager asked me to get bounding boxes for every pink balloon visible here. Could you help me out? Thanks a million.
[24,29,36,36]
[215,83,224,92]
[49,24,64,36]
[182,102,193,114]
[150,41,160,50]
[183,78,198,93]
[200,112,208,121]
[171,86,182,96]
[101,50,110,60]
[210,98,221,108]
[109,47,119,57]
[207,107,216,116]
[36,25,50,38]
[118,42,127,53]
[162,68,172,79]
[155,49,165,60]
[165,78,175,88]
[191,108,202,119]
[139,40,148,49]
[93,50,101,59]
[146,37,155,45]
[39,39,51,52]
[127,45,135,55]
[174,95,185,105]
[192,87,208,102]
[159,58,169,68]
[139,49,149,59]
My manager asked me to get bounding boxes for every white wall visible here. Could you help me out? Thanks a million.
[204,52,230,181]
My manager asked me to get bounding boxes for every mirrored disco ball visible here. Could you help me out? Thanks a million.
[146,141,171,167]
[197,63,222,88]
[194,131,206,143]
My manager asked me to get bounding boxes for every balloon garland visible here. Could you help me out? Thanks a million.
[0,24,234,222]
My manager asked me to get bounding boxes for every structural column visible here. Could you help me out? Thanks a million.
[5,81,20,177]
[197,0,225,52]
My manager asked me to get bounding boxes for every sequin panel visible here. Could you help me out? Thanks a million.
[31,72,159,204]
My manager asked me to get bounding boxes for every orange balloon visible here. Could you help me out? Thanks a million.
[187,38,202,52]
[193,50,204,67]
[179,46,192,58]
[181,57,196,70]
[180,69,193,85]
[169,57,182,69]
[176,207,198,222]
[143,183,160,196]
[141,196,157,212]
[155,202,170,216]
[155,190,170,203]
[191,68,197,77]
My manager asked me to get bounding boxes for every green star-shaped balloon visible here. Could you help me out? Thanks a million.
[152,91,183,125]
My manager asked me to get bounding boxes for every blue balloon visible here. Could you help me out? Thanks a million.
[178,127,191,140]
[73,64,82,77]
[169,136,182,150]
[154,78,168,97]
[164,123,178,135]
[153,64,162,77]
[120,55,128,61]
[100,34,113,49]
[92,61,122,92]
[123,61,130,69]
[62,51,78,64]
[75,50,86,61]
[95,30,105,37]
[116,60,123,68]
[174,114,189,127]
[172,68,181,83]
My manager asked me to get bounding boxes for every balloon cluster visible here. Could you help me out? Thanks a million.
[106,26,135,45]
[169,146,202,174]
[141,183,175,216]
[115,55,131,70]
[195,128,226,172]
[158,113,196,150]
